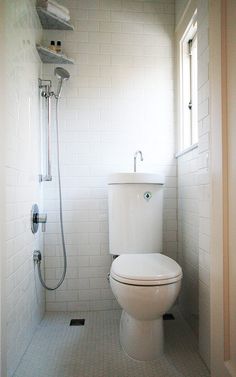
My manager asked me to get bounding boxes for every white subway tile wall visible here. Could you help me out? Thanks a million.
[0,2,4,373]
[175,0,189,27]
[178,148,199,336]
[176,0,211,369]
[197,0,210,368]
[4,1,45,376]
[41,0,176,312]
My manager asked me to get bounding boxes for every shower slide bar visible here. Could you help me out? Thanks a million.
[38,78,53,182]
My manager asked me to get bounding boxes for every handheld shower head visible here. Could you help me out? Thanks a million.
[54,67,70,98]
[55,67,70,81]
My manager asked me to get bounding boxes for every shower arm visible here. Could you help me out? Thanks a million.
[39,79,53,182]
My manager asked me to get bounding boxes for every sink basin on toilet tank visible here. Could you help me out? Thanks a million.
[108,173,165,185]
[107,173,165,255]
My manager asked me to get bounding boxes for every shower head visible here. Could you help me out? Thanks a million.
[54,67,70,98]
[55,67,70,81]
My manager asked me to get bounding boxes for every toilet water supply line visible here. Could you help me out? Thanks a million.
[36,68,69,290]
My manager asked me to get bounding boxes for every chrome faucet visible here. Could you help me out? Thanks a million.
[134,150,143,172]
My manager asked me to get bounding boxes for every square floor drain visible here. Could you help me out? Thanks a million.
[70,319,85,326]
[163,313,175,320]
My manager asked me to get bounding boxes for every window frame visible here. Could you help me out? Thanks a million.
[175,3,198,155]
[179,17,198,151]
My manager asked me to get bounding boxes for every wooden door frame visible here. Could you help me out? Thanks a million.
[210,0,235,375]
[0,1,6,376]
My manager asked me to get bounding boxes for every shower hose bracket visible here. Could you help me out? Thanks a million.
[33,250,42,264]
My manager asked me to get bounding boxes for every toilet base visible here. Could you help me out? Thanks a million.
[120,310,163,361]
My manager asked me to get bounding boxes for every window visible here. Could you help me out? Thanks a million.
[179,15,198,151]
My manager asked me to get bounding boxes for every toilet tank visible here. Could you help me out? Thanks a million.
[108,173,164,255]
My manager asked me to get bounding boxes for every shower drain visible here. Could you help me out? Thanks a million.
[70,319,85,326]
[163,313,175,320]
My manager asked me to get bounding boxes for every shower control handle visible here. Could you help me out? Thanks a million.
[31,204,47,233]
[38,213,47,232]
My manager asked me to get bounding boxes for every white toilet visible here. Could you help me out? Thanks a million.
[108,173,182,361]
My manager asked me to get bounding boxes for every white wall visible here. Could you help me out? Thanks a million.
[41,0,177,312]
[0,2,6,375]
[178,147,199,335]
[4,1,45,375]
[175,0,189,26]
[175,0,210,369]
[197,0,210,368]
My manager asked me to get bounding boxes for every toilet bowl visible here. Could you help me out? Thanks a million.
[110,253,182,361]
[107,173,182,360]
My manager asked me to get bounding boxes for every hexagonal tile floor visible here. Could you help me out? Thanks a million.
[13,309,210,377]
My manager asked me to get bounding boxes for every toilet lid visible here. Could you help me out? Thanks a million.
[110,254,182,286]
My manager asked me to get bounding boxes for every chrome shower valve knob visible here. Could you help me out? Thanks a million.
[38,213,47,232]
[31,204,47,233]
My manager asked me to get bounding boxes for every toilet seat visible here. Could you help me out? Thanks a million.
[110,253,182,286]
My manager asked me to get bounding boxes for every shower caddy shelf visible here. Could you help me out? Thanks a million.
[36,7,74,30]
[36,6,74,64]
[36,44,74,64]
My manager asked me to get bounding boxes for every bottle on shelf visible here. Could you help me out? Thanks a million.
[48,40,56,51]
[56,41,62,54]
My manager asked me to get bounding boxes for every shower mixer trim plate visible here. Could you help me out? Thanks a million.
[31,204,47,233]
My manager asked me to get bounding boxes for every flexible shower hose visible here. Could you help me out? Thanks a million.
[37,98,67,290]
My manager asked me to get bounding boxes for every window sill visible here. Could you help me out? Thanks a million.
[175,143,198,158]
